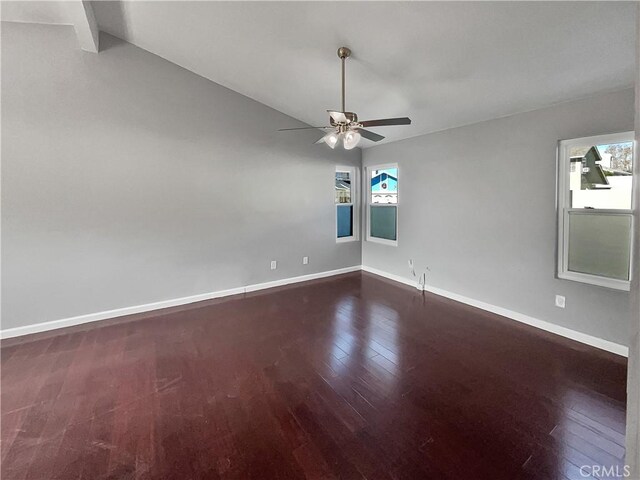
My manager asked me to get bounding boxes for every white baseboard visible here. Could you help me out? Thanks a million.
[0,265,362,340]
[362,265,629,357]
[3,264,629,358]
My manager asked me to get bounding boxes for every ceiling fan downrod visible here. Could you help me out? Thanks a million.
[337,47,351,113]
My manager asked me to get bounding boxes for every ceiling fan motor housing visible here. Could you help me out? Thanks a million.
[329,112,358,126]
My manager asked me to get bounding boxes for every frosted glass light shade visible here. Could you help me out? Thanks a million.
[343,130,361,150]
[323,132,340,149]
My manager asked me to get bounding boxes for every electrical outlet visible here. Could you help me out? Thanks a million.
[555,295,566,308]
[302,256,309,265]
[270,260,277,270]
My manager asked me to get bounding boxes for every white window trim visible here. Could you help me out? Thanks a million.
[366,163,398,247]
[336,166,359,243]
[557,131,635,291]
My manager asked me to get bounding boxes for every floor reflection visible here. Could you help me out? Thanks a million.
[328,293,402,396]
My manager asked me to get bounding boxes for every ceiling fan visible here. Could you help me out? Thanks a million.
[278,47,411,149]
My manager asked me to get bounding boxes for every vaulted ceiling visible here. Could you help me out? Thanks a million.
[2,1,637,146]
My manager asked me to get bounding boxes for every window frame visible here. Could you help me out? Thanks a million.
[366,163,399,247]
[335,165,359,243]
[557,131,635,291]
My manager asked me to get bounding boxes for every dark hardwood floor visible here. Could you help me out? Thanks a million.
[1,271,628,480]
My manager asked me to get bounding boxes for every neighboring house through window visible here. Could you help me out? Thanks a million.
[557,132,634,290]
[367,164,398,245]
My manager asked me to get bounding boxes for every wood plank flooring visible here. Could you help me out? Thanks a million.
[0,271,628,479]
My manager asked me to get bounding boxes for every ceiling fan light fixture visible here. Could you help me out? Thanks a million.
[277,47,410,147]
[323,132,340,149]
[343,130,361,150]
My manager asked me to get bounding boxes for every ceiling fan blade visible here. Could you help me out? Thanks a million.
[327,110,349,123]
[278,126,331,131]
[357,128,385,142]
[359,117,411,127]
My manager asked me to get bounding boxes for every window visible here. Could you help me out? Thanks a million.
[367,164,398,245]
[557,132,634,290]
[336,166,358,242]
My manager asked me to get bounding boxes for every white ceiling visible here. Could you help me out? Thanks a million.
[3,1,638,146]
[1,1,71,25]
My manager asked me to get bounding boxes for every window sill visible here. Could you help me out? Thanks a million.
[558,271,630,291]
[337,236,359,244]
[366,236,398,247]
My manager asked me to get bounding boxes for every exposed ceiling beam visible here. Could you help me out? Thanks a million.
[66,1,99,53]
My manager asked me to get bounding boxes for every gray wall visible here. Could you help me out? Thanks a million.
[625,8,639,476]
[362,88,635,346]
[1,23,361,330]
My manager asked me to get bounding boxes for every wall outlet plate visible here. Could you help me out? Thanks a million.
[270,260,277,270]
[555,295,566,308]
[303,256,309,265]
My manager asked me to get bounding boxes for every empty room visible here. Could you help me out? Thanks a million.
[1,1,640,479]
